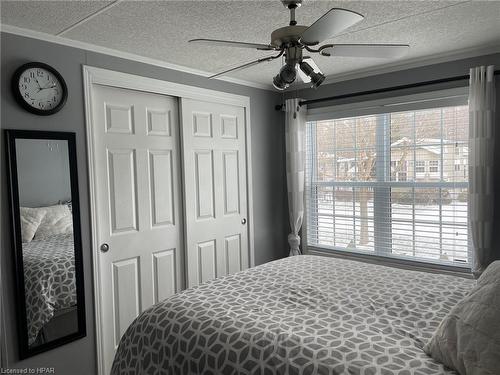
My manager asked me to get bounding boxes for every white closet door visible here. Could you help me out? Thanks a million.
[90,85,184,375]
[181,98,249,287]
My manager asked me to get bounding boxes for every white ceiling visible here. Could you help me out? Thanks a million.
[2,0,500,89]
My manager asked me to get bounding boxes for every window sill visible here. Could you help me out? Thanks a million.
[305,245,474,279]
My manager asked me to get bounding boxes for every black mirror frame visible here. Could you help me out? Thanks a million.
[5,129,86,359]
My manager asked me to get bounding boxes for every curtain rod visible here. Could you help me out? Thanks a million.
[275,69,500,110]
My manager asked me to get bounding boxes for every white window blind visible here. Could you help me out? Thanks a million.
[305,95,470,268]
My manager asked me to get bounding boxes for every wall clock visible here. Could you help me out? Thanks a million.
[12,62,68,116]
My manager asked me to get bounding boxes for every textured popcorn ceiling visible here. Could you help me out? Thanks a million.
[2,1,500,89]
[0,1,115,34]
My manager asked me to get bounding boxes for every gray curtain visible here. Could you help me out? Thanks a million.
[285,98,306,256]
[468,65,496,275]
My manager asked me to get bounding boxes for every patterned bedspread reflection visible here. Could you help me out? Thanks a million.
[23,232,76,345]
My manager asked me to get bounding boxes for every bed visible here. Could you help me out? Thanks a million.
[111,255,474,375]
[22,232,77,345]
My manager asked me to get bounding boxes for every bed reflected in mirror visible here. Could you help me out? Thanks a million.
[6,130,86,359]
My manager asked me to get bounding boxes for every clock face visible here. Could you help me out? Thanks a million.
[13,63,67,115]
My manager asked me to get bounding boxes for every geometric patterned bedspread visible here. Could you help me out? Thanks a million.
[22,233,76,345]
[111,255,474,375]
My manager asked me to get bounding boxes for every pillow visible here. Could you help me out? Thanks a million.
[58,199,72,213]
[34,204,73,240]
[424,260,500,375]
[19,207,46,243]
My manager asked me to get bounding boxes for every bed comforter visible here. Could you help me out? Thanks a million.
[23,232,76,345]
[112,255,474,375]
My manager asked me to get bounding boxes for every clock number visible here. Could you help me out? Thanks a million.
[29,71,35,78]
[24,92,30,99]
[37,69,44,77]
[23,77,30,83]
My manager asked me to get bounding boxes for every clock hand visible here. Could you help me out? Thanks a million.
[35,78,42,92]
[40,82,57,90]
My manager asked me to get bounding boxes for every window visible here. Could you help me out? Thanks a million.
[306,101,469,267]
[397,172,407,181]
[429,160,439,173]
[415,161,425,173]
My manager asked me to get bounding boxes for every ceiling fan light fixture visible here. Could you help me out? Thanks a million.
[273,74,289,91]
[279,63,297,84]
[309,71,325,88]
[299,61,325,89]
[299,60,314,75]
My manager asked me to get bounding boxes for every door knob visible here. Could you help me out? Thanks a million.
[241,218,247,225]
[100,243,110,252]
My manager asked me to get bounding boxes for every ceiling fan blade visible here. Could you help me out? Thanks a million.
[209,55,279,79]
[189,38,276,51]
[297,57,322,83]
[300,8,364,46]
[320,44,410,58]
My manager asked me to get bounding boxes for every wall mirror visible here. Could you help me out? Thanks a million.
[5,130,86,359]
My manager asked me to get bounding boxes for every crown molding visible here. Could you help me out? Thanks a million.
[0,24,275,91]
[291,42,500,91]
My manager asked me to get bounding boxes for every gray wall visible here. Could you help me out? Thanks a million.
[16,139,71,207]
[289,52,500,263]
[0,32,288,374]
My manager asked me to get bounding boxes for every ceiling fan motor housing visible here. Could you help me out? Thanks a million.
[270,25,308,48]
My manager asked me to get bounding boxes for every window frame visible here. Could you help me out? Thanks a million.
[303,87,471,273]
[429,160,439,173]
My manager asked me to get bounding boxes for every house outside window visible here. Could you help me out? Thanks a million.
[305,89,469,269]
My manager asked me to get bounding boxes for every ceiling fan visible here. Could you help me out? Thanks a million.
[189,0,409,90]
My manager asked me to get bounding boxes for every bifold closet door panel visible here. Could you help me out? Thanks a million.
[180,98,249,288]
[90,85,184,375]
